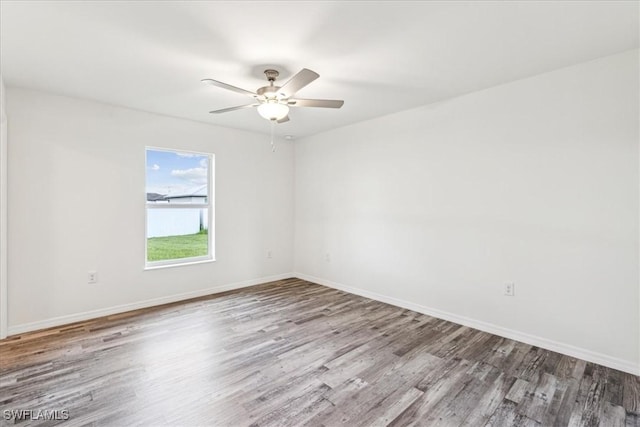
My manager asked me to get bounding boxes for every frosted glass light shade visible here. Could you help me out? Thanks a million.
[257,102,289,121]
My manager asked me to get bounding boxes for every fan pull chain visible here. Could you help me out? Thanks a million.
[270,120,277,152]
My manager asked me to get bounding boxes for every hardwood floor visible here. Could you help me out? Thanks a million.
[1,278,638,426]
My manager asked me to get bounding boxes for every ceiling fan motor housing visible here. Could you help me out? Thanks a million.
[257,85,281,98]
[258,69,282,99]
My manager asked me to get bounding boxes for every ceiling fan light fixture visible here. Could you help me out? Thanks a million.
[257,102,289,121]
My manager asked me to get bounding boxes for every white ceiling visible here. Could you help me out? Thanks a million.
[1,1,638,138]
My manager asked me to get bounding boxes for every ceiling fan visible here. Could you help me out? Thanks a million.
[202,68,344,123]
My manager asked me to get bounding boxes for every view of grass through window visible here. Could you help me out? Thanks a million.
[147,229,208,261]
[146,148,212,265]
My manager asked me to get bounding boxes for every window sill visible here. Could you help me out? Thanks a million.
[144,258,215,271]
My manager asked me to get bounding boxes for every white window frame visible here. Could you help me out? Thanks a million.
[144,147,215,269]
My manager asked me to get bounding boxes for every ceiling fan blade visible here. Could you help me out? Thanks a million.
[288,98,344,108]
[209,104,258,114]
[201,79,257,98]
[278,69,319,98]
[276,115,290,124]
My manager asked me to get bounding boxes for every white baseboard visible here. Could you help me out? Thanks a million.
[7,273,294,336]
[294,272,640,376]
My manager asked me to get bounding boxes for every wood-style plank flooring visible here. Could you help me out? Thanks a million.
[1,278,639,426]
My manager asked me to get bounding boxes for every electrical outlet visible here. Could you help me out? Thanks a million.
[267,250,272,259]
[88,271,98,284]
[504,282,515,296]
[325,252,331,263]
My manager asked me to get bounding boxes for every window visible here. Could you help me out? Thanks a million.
[145,148,214,268]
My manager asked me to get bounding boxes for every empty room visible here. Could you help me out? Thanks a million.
[0,1,638,426]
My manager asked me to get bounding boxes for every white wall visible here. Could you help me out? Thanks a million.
[294,50,639,373]
[6,88,294,330]
[0,77,7,339]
